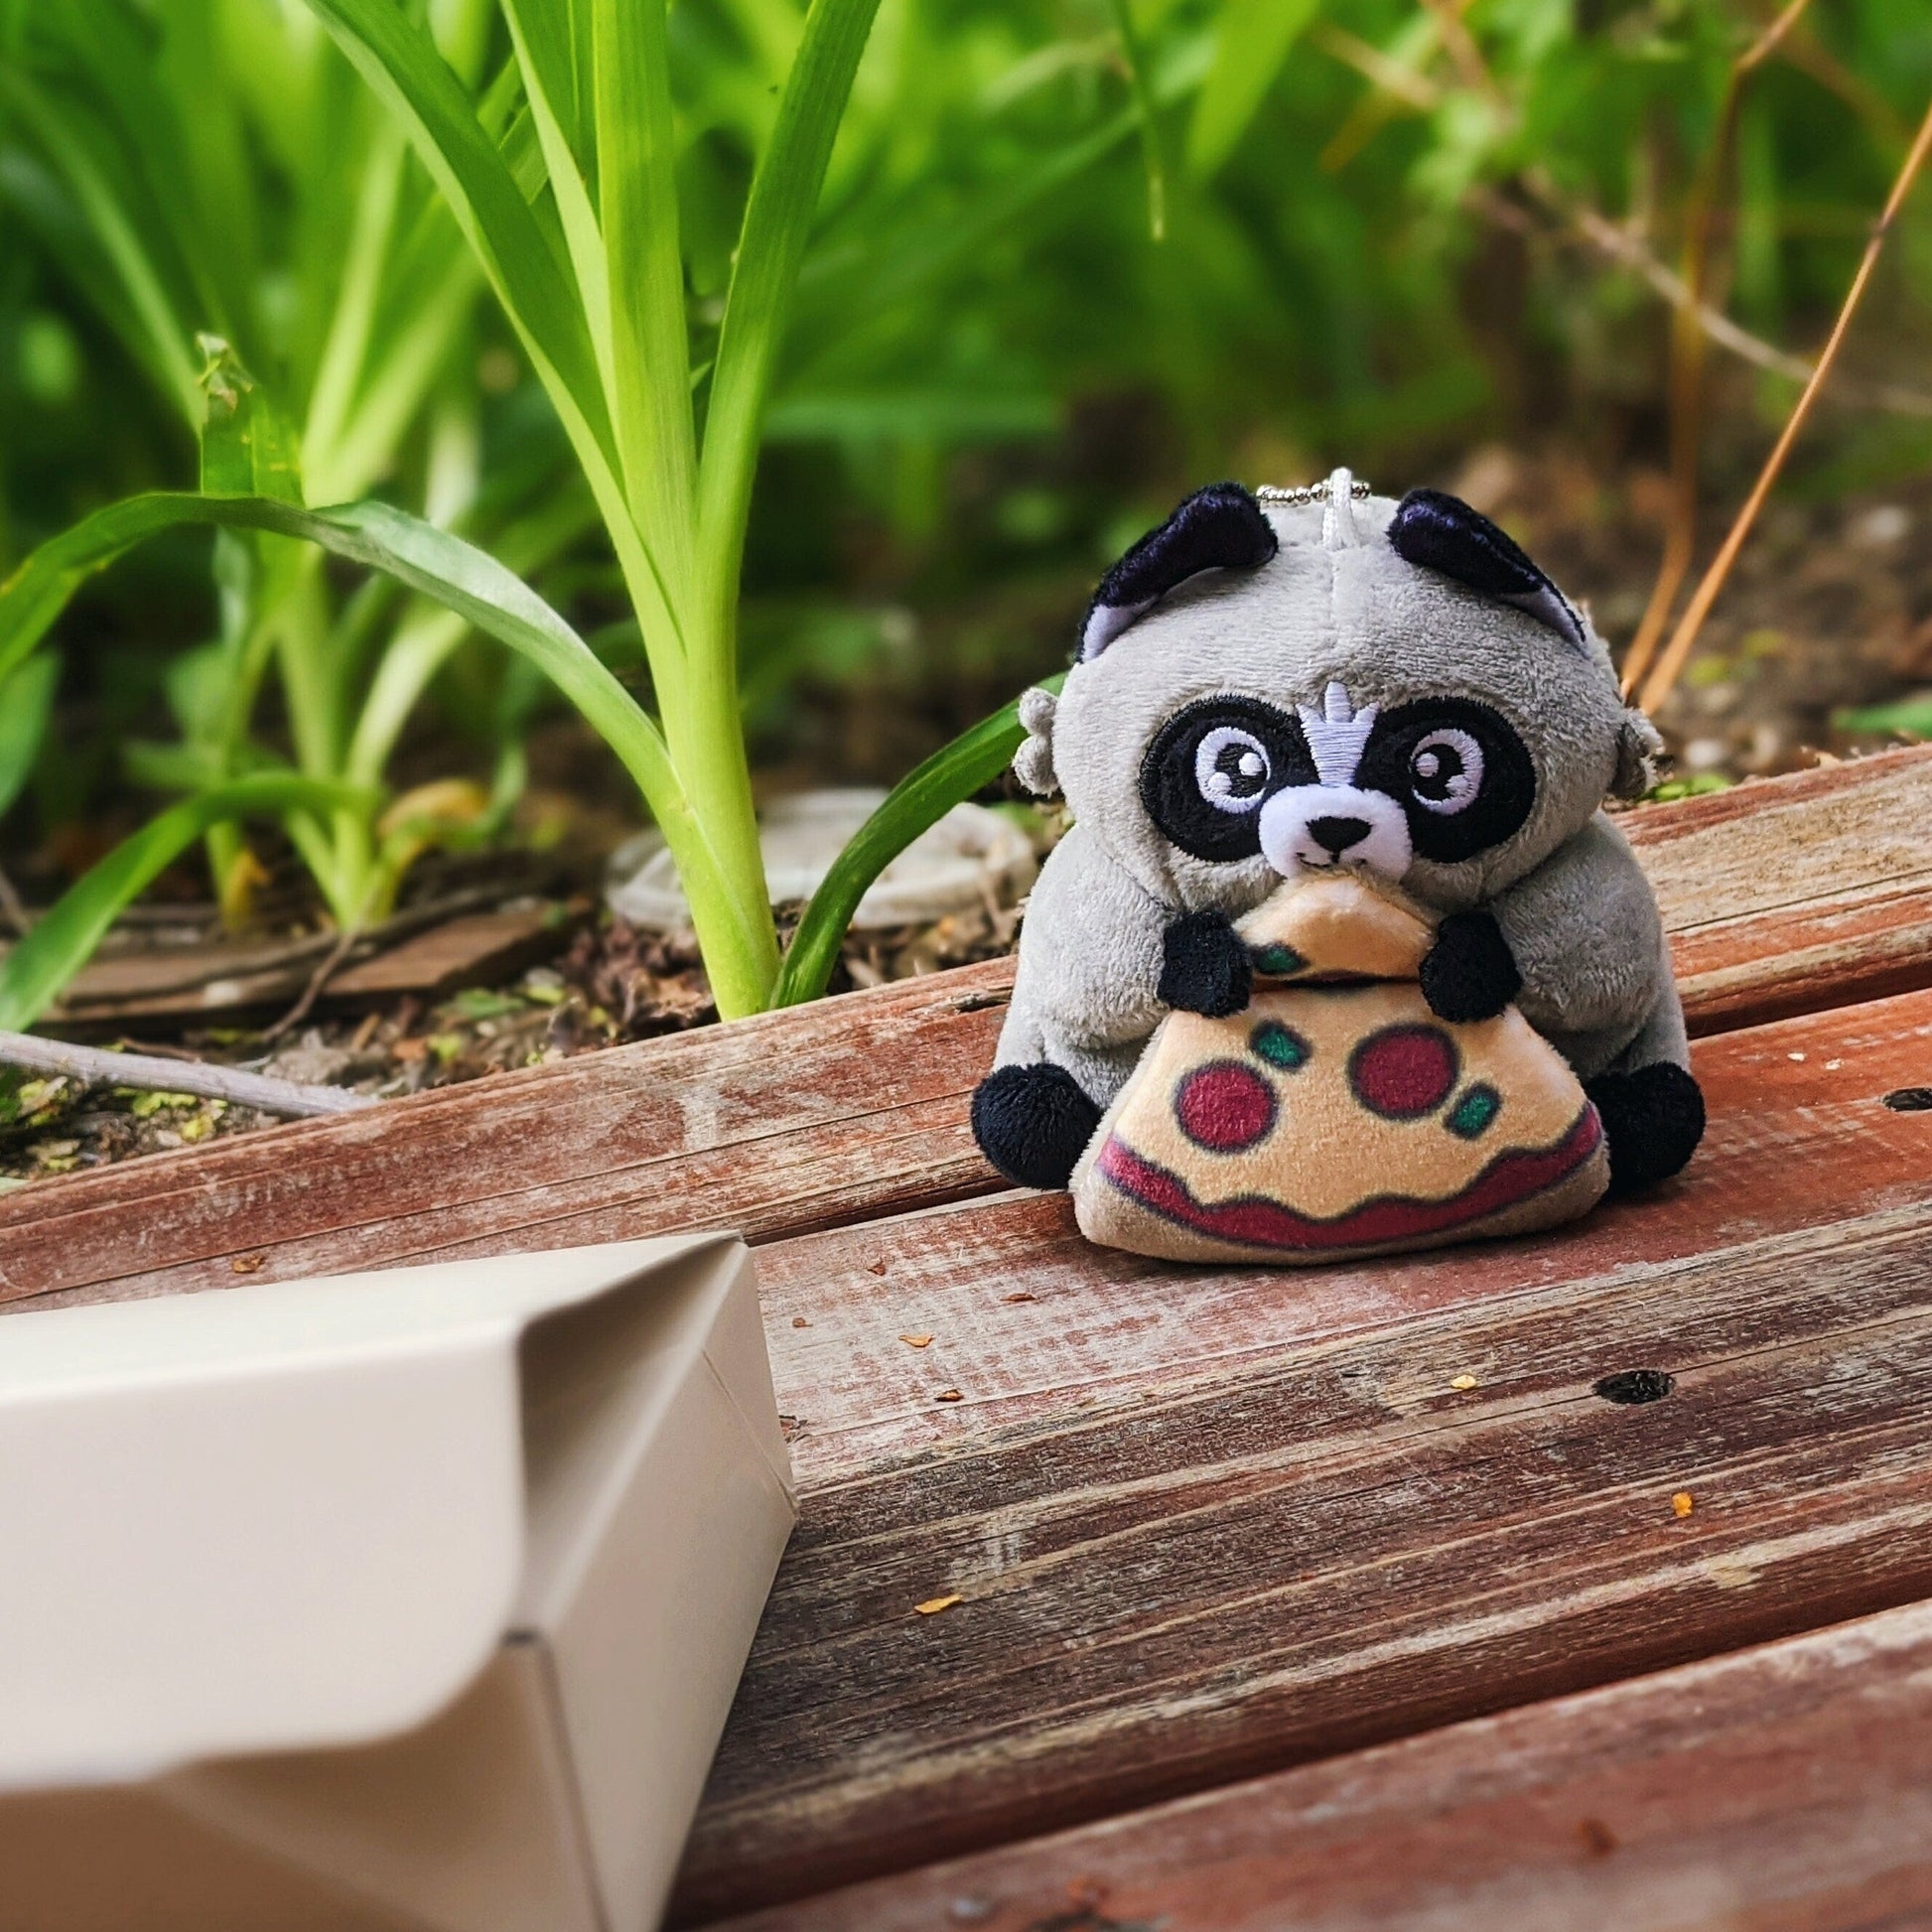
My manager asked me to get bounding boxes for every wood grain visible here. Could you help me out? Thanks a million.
[714,1598,1932,1932]
[668,991,1932,1920]
[2,748,1927,1308]
[1629,749,1932,1033]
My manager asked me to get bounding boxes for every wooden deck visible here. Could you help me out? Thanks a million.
[3,746,1931,1930]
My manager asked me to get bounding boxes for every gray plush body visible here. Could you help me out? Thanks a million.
[997,481,1686,1114]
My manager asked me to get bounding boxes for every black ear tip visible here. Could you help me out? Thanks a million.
[1188,481,1278,558]
[1388,488,1586,649]
[1079,481,1279,659]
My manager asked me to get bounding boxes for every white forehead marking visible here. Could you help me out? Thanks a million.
[1296,680,1379,787]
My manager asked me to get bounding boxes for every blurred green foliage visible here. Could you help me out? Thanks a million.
[1,0,1929,983]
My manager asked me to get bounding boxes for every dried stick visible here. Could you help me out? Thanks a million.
[1635,90,1932,717]
[1620,0,1818,700]
[0,1033,373,1118]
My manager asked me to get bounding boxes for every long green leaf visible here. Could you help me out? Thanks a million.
[0,775,363,1031]
[772,673,1065,1009]
[1106,0,1168,239]
[500,0,613,393]
[0,653,59,823]
[0,67,202,420]
[0,490,678,818]
[595,0,696,611]
[294,0,613,474]
[296,0,683,662]
[1185,0,1318,182]
[695,0,886,644]
[198,339,304,504]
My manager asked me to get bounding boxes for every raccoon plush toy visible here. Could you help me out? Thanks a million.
[972,469,1705,1201]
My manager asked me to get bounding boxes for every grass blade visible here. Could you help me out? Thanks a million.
[0,490,677,815]
[0,486,773,1006]
[695,0,886,643]
[0,653,59,823]
[294,0,685,663]
[500,0,613,392]
[1106,0,1168,239]
[294,0,614,475]
[772,673,1064,1008]
[0,67,202,421]
[594,0,696,608]
[1186,0,1319,182]
[198,340,304,504]
[0,774,364,1031]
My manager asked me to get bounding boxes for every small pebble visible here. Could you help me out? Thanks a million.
[1787,1051,1807,1063]
[1825,1059,1844,1070]
[1450,1373,1478,1391]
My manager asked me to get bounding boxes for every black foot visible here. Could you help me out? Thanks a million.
[1420,910,1522,1023]
[971,1062,1102,1190]
[1160,909,1252,1017]
[1586,1061,1706,1196]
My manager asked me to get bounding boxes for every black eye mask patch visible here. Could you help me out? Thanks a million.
[1139,693,1535,869]
[1081,483,1278,660]
[1387,489,1586,651]
[1140,695,1314,863]
[1357,698,1538,863]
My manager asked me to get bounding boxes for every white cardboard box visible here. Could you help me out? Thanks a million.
[0,1233,794,1931]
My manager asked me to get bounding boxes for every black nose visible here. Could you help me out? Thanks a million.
[1308,814,1370,855]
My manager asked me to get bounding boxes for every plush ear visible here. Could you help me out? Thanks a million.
[1611,708,1663,800]
[1012,685,1060,796]
[1080,482,1277,659]
[1388,488,1587,651]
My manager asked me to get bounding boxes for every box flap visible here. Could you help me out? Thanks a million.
[0,1235,733,1789]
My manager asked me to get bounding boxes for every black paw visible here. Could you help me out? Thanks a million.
[1586,1061,1706,1196]
[1420,911,1522,1023]
[1159,909,1253,1017]
[971,1062,1102,1190]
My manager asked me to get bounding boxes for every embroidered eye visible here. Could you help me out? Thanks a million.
[1194,726,1272,813]
[1409,728,1484,815]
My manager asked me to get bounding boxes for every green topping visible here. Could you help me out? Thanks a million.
[1250,1019,1311,1070]
[1250,942,1306,978]
[1447,1083,1502,1139]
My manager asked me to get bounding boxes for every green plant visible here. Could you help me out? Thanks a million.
[0,0,595,1020]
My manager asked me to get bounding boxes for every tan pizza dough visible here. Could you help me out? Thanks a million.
[1069,874,1609,1264]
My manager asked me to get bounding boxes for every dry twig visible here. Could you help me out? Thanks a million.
[0,1032,373,1118]
[1634,91,1932,716]
[1620,0,1819,700]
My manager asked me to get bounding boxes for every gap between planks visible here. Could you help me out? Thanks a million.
[1,746,1928,1308]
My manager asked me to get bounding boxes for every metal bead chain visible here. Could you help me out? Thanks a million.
[1256,479,1373,504]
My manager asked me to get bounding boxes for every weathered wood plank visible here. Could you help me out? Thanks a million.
[2,749,1927,1307]
[714,1598,1932,1932]
[752,988,1932,1487]
[668,992,1932,1920]
[1631,749,1932,1033]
